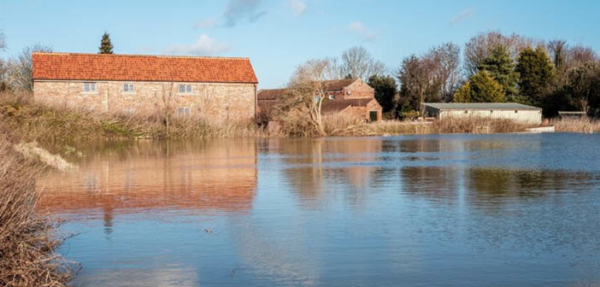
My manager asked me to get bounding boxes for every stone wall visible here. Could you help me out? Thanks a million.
[34,80,257,123]
[341,99,382,122]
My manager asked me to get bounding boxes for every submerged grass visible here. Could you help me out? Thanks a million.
[0,126,74,286]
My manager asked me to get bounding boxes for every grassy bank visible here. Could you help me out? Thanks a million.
[0,93,260,143]
[2,93,599,142]
[0,128,73,286]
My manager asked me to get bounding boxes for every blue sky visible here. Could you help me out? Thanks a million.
[1,0,599,88]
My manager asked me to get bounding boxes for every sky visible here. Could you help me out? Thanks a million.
[0,0,599,89]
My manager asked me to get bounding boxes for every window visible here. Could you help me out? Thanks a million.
[83,82,96,93]
[346,90,352,95]
[464,110,469,114]
[178,84,192,94]
[515,110,519,114]
[490,110,494,113]
[123,83,135,93]
[314,96,321,103]
[328,95,335,100]
[177,107,191,117]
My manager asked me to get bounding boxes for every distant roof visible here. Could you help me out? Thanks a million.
[258,88,287,101]
[322,98,375,113]
[321,79,356,91]
[423,103,541,111]
[258,79,358,101]
[32,52,258,84]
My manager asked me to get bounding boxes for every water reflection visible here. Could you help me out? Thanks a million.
[37,134,600,286]
[37,140,258,217]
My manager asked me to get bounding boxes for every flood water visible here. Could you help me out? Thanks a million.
[37,134,600,287]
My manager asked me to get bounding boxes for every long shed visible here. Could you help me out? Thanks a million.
[422,103,542,125]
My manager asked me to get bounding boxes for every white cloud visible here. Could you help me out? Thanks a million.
[347,21,376,41]
[194,17,216,29]
[450,8,475,26]
[164,34,230,56]
[289,0,307,16]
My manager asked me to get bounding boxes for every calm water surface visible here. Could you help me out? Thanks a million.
[37,134,600,286]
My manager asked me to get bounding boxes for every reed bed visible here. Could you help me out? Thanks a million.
[552,118,600,134]
[0,127,74,287]
[0,92,261,142]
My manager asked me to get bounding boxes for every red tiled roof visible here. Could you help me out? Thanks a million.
[257,88,287,100]
[322,79,356,91]
[321,98,374,113]
[32,53,258,84]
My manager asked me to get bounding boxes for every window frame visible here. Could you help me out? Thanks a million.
[83,82,97,93]
[123,83,135,93]
[178,84,193,94]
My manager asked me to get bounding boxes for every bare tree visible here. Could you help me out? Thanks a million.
[567,45,597,70]
[397,55,429,115]
[156,82,175,136]
[464,31,534,76]
[278,59,338,136]
[0,30,6,91]
[547,40,568,69]
[6,44,52,91]
[426,43,461,101]
[339,46,387,80]
[0,29,5,51]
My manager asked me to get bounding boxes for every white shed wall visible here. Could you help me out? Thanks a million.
[439,109,541,124]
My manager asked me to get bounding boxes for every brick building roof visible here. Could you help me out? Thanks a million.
[321,98,375,113]
[257,88,287,101]
[321,79,356,91]
[32,52,258,84]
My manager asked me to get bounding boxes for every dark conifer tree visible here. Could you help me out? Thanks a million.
[98,32,114,54]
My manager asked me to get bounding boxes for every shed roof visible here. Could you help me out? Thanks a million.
[423,103,541,111]
[32,52,258,84]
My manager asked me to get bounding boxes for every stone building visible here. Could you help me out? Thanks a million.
[422,103,542,124]
[257,78,382,123]
[32,52,258,123]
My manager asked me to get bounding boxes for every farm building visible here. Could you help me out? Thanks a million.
[32,52,258,123]
[257,78,382,123]
[422,103,542,125]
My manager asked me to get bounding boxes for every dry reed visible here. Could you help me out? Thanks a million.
[0,92,262,142]
[552,118,600,133]
[0,126,74,286]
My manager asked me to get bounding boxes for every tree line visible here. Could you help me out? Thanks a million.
[372,31,600,118]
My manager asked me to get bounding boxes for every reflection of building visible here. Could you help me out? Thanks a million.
[277,138,383,204]
[37,140,257,215]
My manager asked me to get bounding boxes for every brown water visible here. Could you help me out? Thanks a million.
[37,134,600,286]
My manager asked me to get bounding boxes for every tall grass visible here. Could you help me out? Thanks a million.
[318,113,529,136]
[552,118,600,133]
[0,92,262,142]
[0,127,73,286]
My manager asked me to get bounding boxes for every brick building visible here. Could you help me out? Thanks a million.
[32,53,258,123]
[257,78,382,123]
